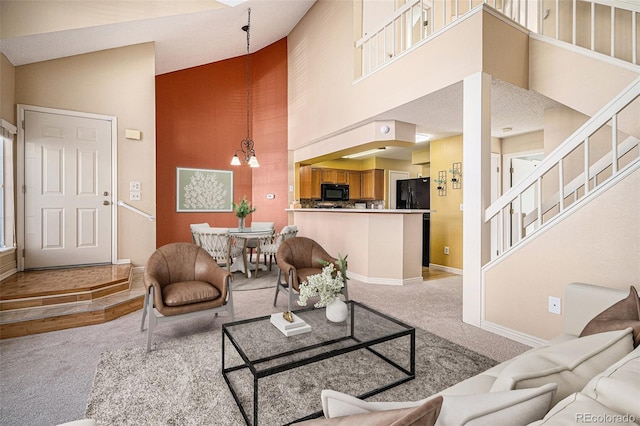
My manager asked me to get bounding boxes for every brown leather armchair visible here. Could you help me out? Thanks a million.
[274,237,348,311]
[140,242,233,352]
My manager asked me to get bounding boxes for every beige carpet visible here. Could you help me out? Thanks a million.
[85,325,497,425]
[0,273,530,426]
[231,267,279,291]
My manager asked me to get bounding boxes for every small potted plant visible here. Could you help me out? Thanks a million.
[232,197,256,230]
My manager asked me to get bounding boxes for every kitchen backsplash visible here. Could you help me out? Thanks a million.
[299,199,384,209]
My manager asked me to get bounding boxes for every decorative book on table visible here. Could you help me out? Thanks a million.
[270,312,311,336]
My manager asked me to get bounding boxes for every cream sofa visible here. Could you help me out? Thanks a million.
[302,283,640,425]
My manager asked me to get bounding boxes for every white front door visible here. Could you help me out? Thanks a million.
[23,110,113,269]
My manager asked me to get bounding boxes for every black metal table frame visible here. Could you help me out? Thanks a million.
[221,300,416,425]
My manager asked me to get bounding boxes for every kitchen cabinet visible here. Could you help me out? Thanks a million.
[321,169,347,184]
[300,165,322,199]
[347,171,361,199]
[360,169,384,200]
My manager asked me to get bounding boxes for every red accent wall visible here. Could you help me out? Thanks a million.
[155,39,288,247]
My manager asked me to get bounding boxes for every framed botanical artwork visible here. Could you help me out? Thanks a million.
[176,167,233,212]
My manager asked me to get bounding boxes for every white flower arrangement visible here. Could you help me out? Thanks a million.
[297,263,344,308]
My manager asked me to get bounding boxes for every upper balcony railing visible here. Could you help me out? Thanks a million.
[484,76,640,258]
[356,0,640,78]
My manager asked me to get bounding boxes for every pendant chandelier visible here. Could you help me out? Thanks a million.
[230,8,259,167]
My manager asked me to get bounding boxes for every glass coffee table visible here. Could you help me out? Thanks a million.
[222,300,415,425]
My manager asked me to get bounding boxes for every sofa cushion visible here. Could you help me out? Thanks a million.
[580,344,640,421]
[580,286,640,347]
[301,396,442,426]
[435,383,557,426]
[490,328,633,405]
[527,392,638,425]
[162,281,220,306]
[319,385,556,426]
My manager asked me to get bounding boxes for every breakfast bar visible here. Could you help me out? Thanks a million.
[287,208,432,285]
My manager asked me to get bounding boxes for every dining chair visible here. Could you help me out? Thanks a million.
[189,222,210,243]
[244,221,275,263]
[193,227,247,278]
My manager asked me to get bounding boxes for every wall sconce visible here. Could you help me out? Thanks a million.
[450,162,461,189]
[434,171,447,196]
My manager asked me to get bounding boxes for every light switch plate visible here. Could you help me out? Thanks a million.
[130,191,141,201]
[130,181,141,191]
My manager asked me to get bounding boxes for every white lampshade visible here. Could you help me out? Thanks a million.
[248,155,259,167]
[230,155,242,166]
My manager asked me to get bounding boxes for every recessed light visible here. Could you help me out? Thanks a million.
[342,147,386,159]
[415,133,431,143]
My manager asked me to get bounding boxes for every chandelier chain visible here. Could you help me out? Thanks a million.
[245,8,251,141]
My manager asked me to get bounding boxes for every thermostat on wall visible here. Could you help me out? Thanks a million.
[125,129,141,140]
[266,194,275,199]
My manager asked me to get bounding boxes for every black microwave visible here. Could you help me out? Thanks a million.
[321,183,349,201]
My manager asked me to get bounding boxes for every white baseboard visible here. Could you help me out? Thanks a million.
[481,320,547,347]
[428,264,462,275]
[348,271,423,286]
[0,268,17,282]
[116,259,132,265]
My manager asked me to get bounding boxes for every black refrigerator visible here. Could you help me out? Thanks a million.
[396,178,430,267]
[396,178,430,209]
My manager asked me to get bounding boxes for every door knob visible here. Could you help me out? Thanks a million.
[103,200,110,206]
[103,191,109,196]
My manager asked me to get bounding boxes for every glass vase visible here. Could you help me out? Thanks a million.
[238,217,245,231]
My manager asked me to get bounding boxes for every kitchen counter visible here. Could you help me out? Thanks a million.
[288,209,433,285]
[286,208,432,213]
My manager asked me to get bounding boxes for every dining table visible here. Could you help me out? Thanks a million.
[229,227,274,278]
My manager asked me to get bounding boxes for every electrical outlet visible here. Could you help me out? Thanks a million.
[129,191,141,201]
[129,181,141,191]
[548,296,561,314]
[444,246,450,255]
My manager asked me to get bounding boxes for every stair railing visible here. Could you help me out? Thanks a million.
[117,200,155,221]
[356,0,639,78]
[485,76,640,258]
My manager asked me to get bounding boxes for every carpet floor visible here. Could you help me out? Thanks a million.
[231,267,279,291]
[85,325,496,425]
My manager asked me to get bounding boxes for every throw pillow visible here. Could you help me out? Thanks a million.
[300,396,442,426]
[434,383,557,426]
[490,328,633,405]
[580,286,640,347]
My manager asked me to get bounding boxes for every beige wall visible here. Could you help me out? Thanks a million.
[15,43,156,266]
[1,54,16,124]
[501,131,543,156]
[429,135,463,270]
[484,167,640,340]
[289,4,524,153]
[530,37,640,126]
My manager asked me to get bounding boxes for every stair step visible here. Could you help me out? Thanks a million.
[0,265,145,339]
